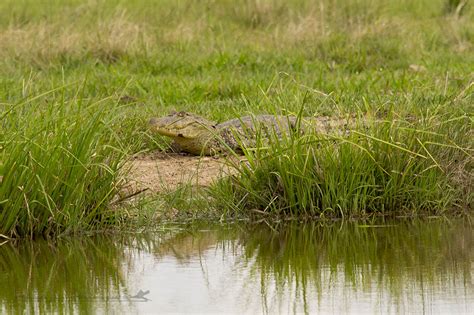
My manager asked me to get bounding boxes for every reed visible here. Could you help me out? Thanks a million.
[0,89,125,238]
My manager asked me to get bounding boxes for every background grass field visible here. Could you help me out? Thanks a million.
[0,0,472,237]
[1,0,472,120]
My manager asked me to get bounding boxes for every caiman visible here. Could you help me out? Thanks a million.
[149,111,359,155]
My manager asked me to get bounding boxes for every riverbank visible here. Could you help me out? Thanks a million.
[0,0,473,238]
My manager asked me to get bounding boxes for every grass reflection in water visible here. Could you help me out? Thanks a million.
[0,220,472,313]
[236,220,473,312]
[0,237,127,314]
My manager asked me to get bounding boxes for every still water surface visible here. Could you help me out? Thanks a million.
[1,219,473,314]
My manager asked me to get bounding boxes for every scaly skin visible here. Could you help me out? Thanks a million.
[150,111,356,155]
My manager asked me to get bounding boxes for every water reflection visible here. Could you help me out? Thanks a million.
[0,237,128,314]
[238,220,474,313]
[1,220,473,314]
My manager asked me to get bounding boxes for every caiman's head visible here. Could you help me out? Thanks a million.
[149,111,220,155]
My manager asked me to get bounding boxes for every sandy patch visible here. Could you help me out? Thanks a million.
[122,151,241,195]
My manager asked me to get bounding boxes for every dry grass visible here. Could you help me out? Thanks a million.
[0,1,472,62]
[161,20,209,44]
[0,1,471,117]
[0,10,153,62]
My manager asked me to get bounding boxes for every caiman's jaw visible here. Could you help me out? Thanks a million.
[151,123,202,139]
[153,124,208,139]
[152,128,181,138]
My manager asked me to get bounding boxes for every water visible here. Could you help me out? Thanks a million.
[1,219,473,314]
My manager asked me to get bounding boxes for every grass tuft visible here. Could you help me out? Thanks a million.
[0,88,125,238]
[212,112,473,219]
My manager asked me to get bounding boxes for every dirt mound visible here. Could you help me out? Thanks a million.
[123,151,240,194]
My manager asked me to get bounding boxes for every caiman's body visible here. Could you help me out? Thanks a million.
[149,111,356,155]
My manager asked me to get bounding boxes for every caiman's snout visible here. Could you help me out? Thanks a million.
[149,117,176,137]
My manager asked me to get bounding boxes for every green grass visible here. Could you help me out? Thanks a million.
[0,0,473,237]
[211,110,472,219]
[0,86,126,238]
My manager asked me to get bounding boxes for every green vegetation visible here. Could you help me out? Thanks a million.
[212,111,472,218]
[0,0,473,237]
[0,89,125,238]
